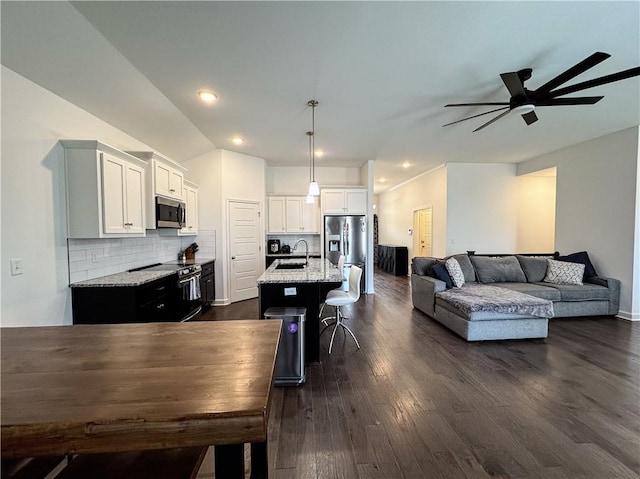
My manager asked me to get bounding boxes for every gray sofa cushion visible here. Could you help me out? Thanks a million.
[412,257,437,276]
[470,256,527,284]
[516,255,551,282]
[447,254,476,283]
[535,282,610,301]
[493,282,561,301]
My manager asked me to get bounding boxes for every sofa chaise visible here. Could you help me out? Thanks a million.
[410,253,620,341]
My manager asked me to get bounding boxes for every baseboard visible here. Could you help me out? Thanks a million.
[213,298,231,307]
[616,310,639,321]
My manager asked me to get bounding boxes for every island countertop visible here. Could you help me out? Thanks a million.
[257,257,343,284]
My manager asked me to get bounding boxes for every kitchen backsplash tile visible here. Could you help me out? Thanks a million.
[266,234,321,253]
[67,229,216,283]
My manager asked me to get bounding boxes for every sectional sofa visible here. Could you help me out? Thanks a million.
[410,253,620,341]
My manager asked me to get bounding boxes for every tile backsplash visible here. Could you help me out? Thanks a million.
[68,229,216,284]
[266,234,321,253]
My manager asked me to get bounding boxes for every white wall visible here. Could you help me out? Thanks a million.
[515,173,556,253]
[0,67,167,326]
[446,163,519,255]
[183,149,266,305]
[266,166,362,195]
[377,165,448,259]
[519,127,639,319]
[634,127,640,319]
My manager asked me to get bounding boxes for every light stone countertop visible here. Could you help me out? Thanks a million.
[70,270,176,288]
[257,257,343,284]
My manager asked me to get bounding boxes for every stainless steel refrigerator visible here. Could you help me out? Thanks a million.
[325,215,366,291]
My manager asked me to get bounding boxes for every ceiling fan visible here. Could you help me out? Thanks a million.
[443,52,640,132]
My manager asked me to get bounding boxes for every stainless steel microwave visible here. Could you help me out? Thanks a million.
[156,197,185,228]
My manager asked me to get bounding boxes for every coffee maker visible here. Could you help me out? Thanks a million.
[267,239,281,254]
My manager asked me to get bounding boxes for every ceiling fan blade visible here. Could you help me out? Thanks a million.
[522,111,538,125]
[444,102,510,107]
[473,109,511,132]
[500,72,526,98]
[535,96,604,106]
[442,106,510,127]
[548,66,640,98]
[534,52,611,95]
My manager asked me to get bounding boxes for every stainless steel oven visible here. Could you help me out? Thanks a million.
[175,265,202,322]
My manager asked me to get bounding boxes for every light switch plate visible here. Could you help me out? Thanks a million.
[10,258,23,276]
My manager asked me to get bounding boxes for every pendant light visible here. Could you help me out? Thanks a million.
[307,100,320,198]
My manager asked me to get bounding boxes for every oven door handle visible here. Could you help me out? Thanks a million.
[178,274,201,285]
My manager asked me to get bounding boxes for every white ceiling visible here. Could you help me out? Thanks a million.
[2,1,639,193]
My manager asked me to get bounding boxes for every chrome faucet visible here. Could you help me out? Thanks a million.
[293,239,309,265]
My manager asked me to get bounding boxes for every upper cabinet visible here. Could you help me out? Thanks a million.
[179,181,199,236]
[127,151,187,229]
[62,140,147,238]
[321,188,367,215]
[268,196,319,233]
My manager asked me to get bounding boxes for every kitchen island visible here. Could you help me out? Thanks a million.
[257,257,342,363]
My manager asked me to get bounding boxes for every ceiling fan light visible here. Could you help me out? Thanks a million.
[512,104,535,115]
[308,181,320,196]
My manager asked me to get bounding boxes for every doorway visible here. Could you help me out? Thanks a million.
[413,207,432,258]
[228,200,262,303]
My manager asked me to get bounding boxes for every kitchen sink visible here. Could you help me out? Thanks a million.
[275,263,306,270]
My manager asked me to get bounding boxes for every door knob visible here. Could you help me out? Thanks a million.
[231,256,236,260]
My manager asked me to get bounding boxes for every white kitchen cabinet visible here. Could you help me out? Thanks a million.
[62,140,147,238]
[126,150,187,228]
[268,196,319,233]
[321,188,367,214]
[267,197,287,233]
[179,181,199,236]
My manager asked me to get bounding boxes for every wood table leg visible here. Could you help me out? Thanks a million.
[250,441,268,479]
[214,444,244,478]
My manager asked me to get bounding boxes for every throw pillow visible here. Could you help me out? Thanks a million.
[445,257,465,288]
[431,262,453,289]
[469,255,527,283]
[448,254,477,282]
[516,255,551,283]
[544,259,585,285]
[556,251,598,278]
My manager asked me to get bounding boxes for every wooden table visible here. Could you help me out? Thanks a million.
[1,320,281,478]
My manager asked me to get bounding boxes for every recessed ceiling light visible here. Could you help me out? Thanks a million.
[378,178,387,183]
[197,89,218,103]
[402,161,411,168]
[231,136,244,145]
[314,149,324,157]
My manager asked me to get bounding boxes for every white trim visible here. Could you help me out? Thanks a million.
[387,163,446,192]
[616,310,639,321]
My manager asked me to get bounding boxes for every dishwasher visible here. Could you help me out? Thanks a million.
[263,307,306,386]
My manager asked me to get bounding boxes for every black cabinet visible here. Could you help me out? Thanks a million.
[377,245,409,276]
[200,260,215,308]
[72,274,177,324]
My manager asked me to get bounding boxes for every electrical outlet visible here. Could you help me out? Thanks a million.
[10,258,23,276]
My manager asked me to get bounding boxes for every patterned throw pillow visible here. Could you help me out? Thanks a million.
[445,257,465,288]
[544,259,585,285]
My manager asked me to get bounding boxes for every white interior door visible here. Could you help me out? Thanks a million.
[413,207,432,257]
[229,200,262,303]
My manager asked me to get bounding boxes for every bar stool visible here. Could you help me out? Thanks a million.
[319,255,346,321]
[323,265,362,354]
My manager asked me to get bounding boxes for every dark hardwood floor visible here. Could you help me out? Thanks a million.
[199,270,640,479]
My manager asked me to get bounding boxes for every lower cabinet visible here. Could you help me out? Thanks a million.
[71,275,177,324]
[200,260,215,308]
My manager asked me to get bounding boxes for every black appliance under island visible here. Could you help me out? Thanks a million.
[257,257,342,363]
